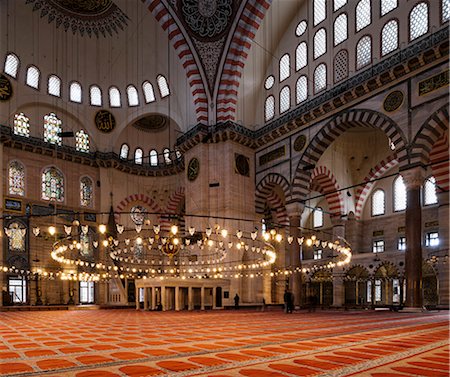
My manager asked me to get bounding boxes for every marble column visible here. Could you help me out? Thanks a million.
[200,286,205,310]
[175,286,180,311]
[188,286,193,310]
[332,219,346,307]
[402,167,425,308]
[161,286,166,311]
[151,287,156,310]
[212,287,217,309]
[143,288,149,310]
[135,286,139,310]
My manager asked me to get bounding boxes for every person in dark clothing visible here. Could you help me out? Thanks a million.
[234,294,240,309]
[284,289,293,313]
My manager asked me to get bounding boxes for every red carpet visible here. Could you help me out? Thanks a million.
[0,309,447,376]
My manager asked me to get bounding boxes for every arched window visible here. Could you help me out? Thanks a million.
[157,75,170,97]
[13,112,30,137]
[314,28,326,59]
[26,66,40,89]
[381,0,397,16]
[109,86,121,107]
[89,85,102,106]
[265,95,275,121]
[41,167,64,202]
[296,42,307,71]
[334,0,347,11]
[4,53,19,78]
[127,85,139,106]
[393,176,406,212]
[142,81,156,103]
[163,148,171,164]
[69,81,82,103]
[80,176,93,207]
[381,19,398,56]
[75,130,89,152]
[48,75,61,97]
[334,13,348,46]
[295,20,307,36]
[356,35,371,69]
[314,63,327,93]
[356,0,371,32]
[424,176,438,205]
[279,86,290,113]
[264,75,275,90]
[334,49,348,82]
[314,0,327,26]
[120,144,129,159]
[279,54,290,82]
[372,189,385,216]
[135,148,143,165]
[442,0,450,23]
[296,75,308,104]
[313,207,324,228]
[149,150,158,166]
[409,2,428,41]
[8,161,25,196]
[43,113,62,145]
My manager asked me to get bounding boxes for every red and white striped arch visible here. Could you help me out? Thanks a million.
[429,133,449,192]
[266,191,289,227]
[162,187,186,232]
[310,166,344,218]
[115,194,162,224]
[216,0,272,122]
[144,0,208,124]
[355,154,398,219]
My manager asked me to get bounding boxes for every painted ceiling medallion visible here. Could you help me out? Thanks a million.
[25,0,129,38]
[181,0,232,39]
[133,115,169,133]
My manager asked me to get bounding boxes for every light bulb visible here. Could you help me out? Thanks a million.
[236,230,243,239]
[48,226,56,236]
[251,231,257,240]
[275,234,283,242]
[205,227,212,237]
[263,233,270,241]
[102,240,108,247]
[99,224,107,234]
[306,238,313,246]
[189,226,195,236]
[173,238,179,246]
[171,225,178,235]
[136,236,142,245]
[221,229,228,238]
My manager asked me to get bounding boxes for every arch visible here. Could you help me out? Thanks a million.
[255,173,290,214]
[266,191,289,226]
[115,194,162,224]
[344,265,370,281]
[355,154,398,219]
[163,187,186,232]
[429,133,449,191]
[290,109,406,205]
[374,262,399,279]
[310,166,344,217]
[408,104,448,175]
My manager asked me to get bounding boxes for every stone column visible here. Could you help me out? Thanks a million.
[386,280,392,305]
[135,286,139,310]
[175,286,180,311]
[402,167,425,308]
[188,286,193,310]
[212,287,217,309]
[143,288,149,310]
[151,287,156,310]
[436,192,449,308]
[200,286,205,310]
[332,219,346,308]
[286,203,304,308]
[161,286,166,311]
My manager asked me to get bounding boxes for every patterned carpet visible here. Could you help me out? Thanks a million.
[0,309,448,376]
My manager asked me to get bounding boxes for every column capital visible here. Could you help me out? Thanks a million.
[331,218,346,227]
[286,202,304,217]
[401,167,426,190]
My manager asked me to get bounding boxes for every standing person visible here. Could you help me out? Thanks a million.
[234,293,240,310]
[288,291,294,313]
[283,289,290,313]
[262,298,266,312]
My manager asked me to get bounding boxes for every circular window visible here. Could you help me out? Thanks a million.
[295,20,307,37]
[264,75,275,90]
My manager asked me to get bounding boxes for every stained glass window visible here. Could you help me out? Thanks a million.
[424,176,438,205]
[410,2,428,41]
[356,0,371,32]
[150,150,158,166]
[443,0,450,23]
[279,86,290,113]
[381,19,398,56]
[130,205,147,225]
[127,85,139,106]
[334,0,347,11]
[393,176,406,211]
[70,81,82,103]
[356,35,372,70]
[163,148,171,164]
[135,148,143,165]
[334,14,348,46]
[90,85,102,106]
[109,87,121,107]
[296,42,307,71]
[142,81,156,103]
[4,53,19,78]
[334,49,348,82]
[296,76,308,104]
[120,144,129,159]
[314,28,326,59]
[381,0,397,16]
[43,113,62,145]
[372,189,385,216]
[265,95,275,121]
[157,75,170,97]
[314,0,327,26]
[48,75,61,97]
[8,161,25,196]
[42,167,64,202]
[26,66,40,89]
[13,113,30,137]
[76,130,89,152]
[279,54,290,82]
[314,63,327,93]
[80,176,93,207]
[313,207,324,228]
[6,222,26,252]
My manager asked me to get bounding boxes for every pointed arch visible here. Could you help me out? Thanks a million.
[290,109,406,205]
[429,133,449,192]
[255,173,290,214]
[115,194,162,224]
[310,166,344,217]
[374,262,400,279]
[355,154,398,219]
[163,187,186,232]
